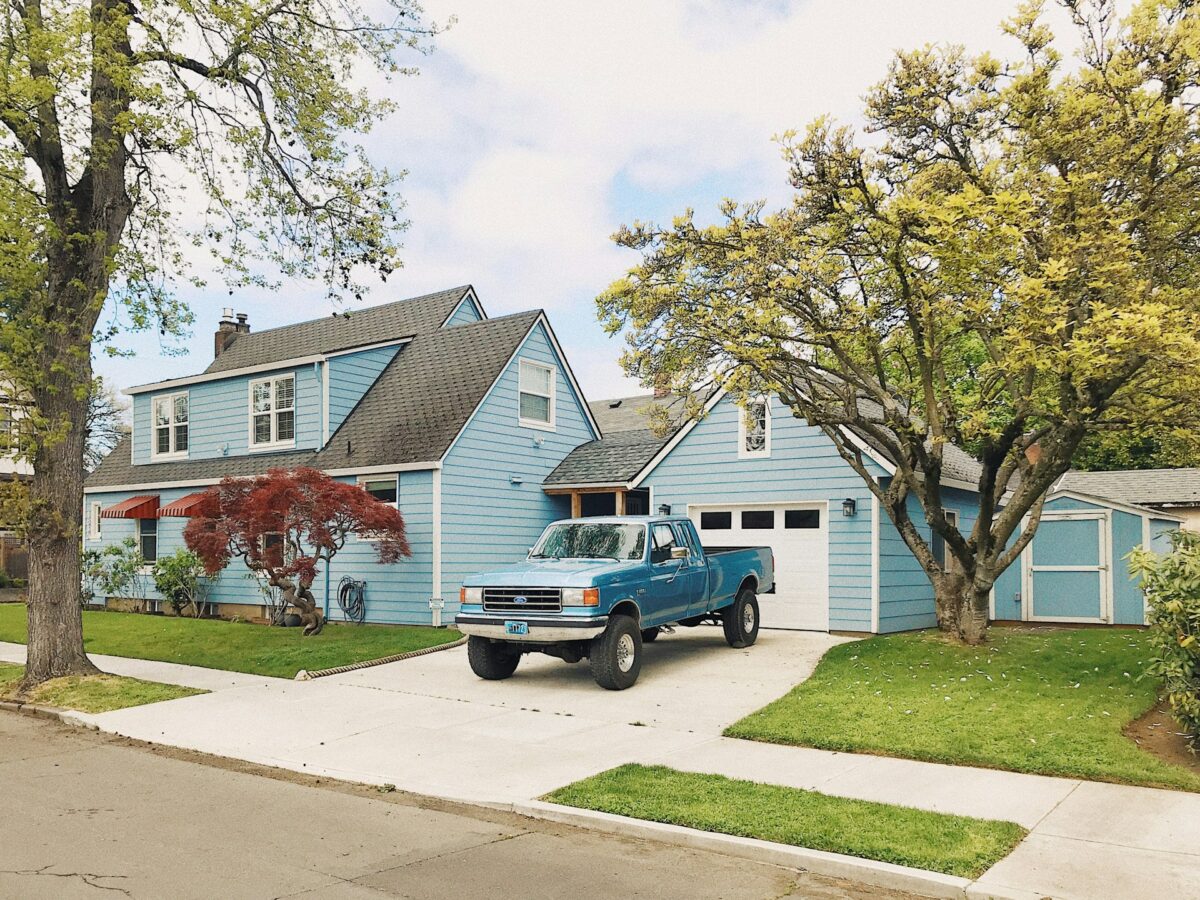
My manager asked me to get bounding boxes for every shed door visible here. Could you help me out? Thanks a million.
[691,503,829,631]
[1024,512,1111,623]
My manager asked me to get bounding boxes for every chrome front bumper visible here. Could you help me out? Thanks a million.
[454,614,608,643]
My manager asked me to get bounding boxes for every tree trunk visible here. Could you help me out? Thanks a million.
[934,573,965,635]
[955,582,993,645]
[272,575,325,636]
[20,329,98,691]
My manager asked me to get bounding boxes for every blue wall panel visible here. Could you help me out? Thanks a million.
[640,395,887,632]
[439,322,594,609]
[326,346,402,438]
[443,297,483,327]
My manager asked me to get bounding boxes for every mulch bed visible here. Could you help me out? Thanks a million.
[1124,702,1200,776]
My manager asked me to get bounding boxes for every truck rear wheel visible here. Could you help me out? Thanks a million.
[467,636,520,680]
[723,588,760,649]
[590,614,642,690]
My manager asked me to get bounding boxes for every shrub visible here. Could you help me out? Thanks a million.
[82,538,147,604]
[1131,531,1200,751]
[152,549,211,617]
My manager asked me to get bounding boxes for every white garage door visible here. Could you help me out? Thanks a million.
[691,503,829,631]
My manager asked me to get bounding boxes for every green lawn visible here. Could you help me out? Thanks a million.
[727,628,1200,792]
[0,604,460,679]
[545,764,1025,879]
[0,661,204,713]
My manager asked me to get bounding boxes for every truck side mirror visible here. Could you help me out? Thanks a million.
[670,546,689,560]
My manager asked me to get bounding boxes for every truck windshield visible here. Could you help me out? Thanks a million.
[531,523,646,561]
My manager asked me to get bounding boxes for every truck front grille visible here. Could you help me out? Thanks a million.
[482,587,562,613]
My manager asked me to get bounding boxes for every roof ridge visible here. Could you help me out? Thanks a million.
[224,285,472,341]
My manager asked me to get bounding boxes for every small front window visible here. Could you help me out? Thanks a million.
[518,360,554,428]
[739,399,769,458]
[250,375,296,448]
[138,518,158,563]
[152,392,188,458]
[360,476,398,505]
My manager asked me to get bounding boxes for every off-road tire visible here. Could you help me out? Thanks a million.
[590,614,642,690]
[722,588,760,649]
[641,627,661,643]
[467,636,520,680]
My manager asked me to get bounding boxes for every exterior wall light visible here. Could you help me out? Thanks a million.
[842,497,857,517]
[657,504,672,516]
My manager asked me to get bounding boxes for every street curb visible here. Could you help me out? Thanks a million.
[491,799,976,899]
[294,635,467,680]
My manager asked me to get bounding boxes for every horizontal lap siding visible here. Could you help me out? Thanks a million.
[440,323,591,610]
[327,346,401,436]
[643,396,885,632]
[444,298,482,326]
[323,471,435,625]
[132,365,321,465]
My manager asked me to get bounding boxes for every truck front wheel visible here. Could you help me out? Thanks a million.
[467,636,520,680]
[722,588,760,649]
[590,614,642,690]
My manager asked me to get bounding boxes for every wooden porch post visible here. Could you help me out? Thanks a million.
[614,490,626,515]
[570,492,582,518]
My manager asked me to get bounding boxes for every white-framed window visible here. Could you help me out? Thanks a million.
[88,501,102,541]
[518,359,555,430]
[249,374,296,450]
[0,404,19,455]
[138,517,158,563]
[358,475,398,506]
[738,398,770,458]
[152,392,189,459]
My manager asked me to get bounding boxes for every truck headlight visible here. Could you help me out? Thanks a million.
[562,587,599,607]
[460,586,483,604]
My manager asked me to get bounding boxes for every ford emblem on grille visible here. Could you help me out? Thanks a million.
[513,595,528,604]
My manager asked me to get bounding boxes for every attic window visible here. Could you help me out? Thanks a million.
[518,359,555,430]
[738,399,770,458]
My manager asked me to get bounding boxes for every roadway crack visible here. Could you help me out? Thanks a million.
[0,865,131,896]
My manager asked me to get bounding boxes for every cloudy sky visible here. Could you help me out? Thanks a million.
[97,0,1082,405]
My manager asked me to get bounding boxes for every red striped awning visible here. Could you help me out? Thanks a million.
[157,491,210,518]
[99,495,159,519]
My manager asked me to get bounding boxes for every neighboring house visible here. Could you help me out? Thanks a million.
[84,287,599,623]
[1056,468,1200,532]
[0,388,32,581]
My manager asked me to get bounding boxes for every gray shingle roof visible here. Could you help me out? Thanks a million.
[1057,468,1200,507]
[87,298,544,489]
[203,286,471,374]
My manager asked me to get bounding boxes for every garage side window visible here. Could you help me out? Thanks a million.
[699,511,731,530]
[738,399,770,458]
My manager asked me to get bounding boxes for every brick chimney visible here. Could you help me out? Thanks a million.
[214,308,249,358]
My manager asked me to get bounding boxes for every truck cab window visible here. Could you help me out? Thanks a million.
[651,524,678,564]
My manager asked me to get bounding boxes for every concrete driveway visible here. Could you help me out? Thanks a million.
[73,628,848,803]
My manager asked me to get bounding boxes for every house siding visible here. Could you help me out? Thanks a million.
[639,395,887,632]
[326,346,403,438]
[439,322,593,607]
[876,486,979,634]
[133,365,321,465]
[444,297,483,327]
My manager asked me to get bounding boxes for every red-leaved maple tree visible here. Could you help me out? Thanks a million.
[184,468,410,635]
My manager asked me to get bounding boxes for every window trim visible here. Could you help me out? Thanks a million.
[737,398,771,459]
[247,374,297,452]
[517,359,556,431]
[357,474,399,507]
[150,391,189,460]
[88,501,102,541]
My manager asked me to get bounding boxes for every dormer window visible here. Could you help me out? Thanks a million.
[249,374,295,450]
[152,392,189,459]
[518,359,555,430]
[738,399,770,458]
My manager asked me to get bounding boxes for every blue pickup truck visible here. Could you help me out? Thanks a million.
[455,516,774,690]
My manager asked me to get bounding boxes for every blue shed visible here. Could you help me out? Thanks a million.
[991,490,1182,626]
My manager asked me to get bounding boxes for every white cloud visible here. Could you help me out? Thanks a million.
[100,0,1093,404]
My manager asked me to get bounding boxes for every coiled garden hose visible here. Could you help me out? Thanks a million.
[336,576,367,624]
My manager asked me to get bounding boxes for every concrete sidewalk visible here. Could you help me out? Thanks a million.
[5,633,1198,899]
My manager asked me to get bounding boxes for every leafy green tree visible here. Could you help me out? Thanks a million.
[599,0,1200,643]
[1072,426,1200,471]
[0,0,439,688]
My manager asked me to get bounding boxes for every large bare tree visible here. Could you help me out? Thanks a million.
[0,0,440,688]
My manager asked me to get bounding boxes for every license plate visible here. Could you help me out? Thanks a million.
[504,621,529,636]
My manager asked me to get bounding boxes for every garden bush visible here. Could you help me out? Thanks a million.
[1131,531,1200,752]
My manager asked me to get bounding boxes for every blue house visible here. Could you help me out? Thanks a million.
[85,287,1183,631]
[85,287,599,624]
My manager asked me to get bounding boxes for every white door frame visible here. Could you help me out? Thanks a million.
[1021,509,1112,624]
[687,499,831,631]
